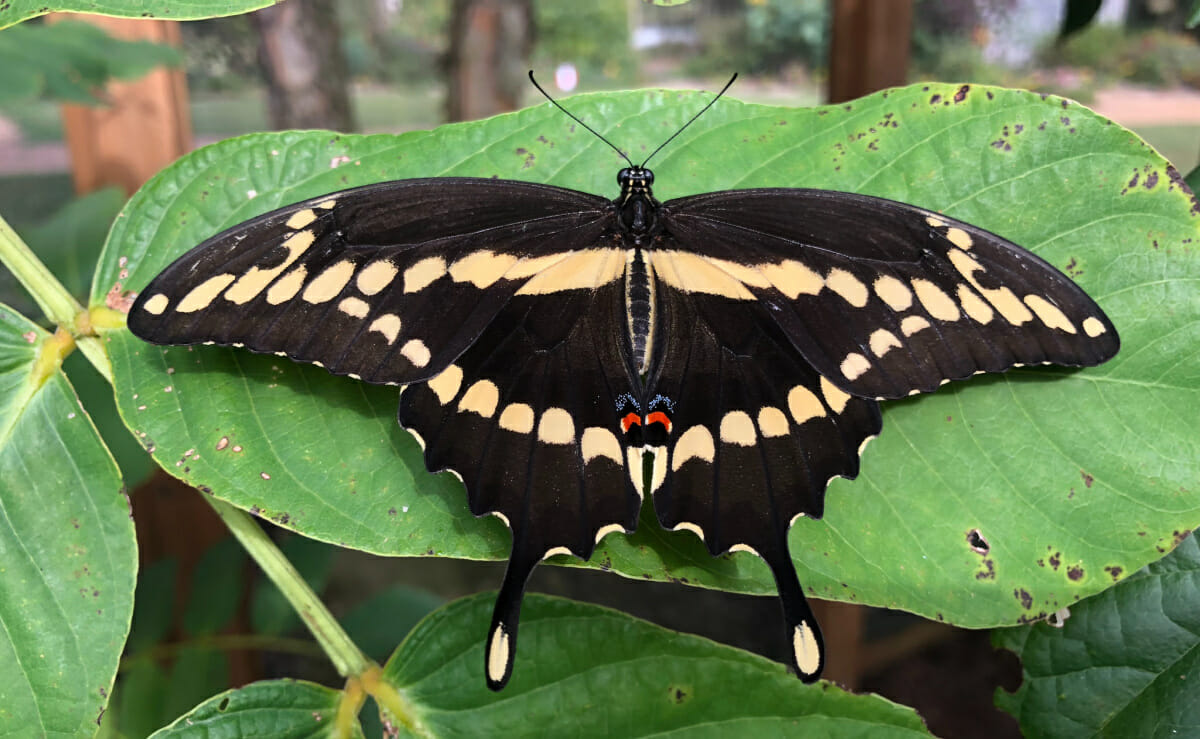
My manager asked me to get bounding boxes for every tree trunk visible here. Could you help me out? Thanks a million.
[445,0,533,122]
[251,0,357,131]
[827,0,914,103]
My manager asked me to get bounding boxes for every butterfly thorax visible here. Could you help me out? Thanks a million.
[615,167,661,377]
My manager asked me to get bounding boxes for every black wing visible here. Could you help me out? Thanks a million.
[658,188,1120,399]
[129,178,615,386]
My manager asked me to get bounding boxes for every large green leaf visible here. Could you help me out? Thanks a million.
[994,530,1200,737]
[150,679,359,739]
[0,0,274,30]
[0,304,135,736]
[381,593,931,736]
[101,83,1200,630]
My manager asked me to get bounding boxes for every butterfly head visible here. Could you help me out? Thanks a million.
[618,166,655,193]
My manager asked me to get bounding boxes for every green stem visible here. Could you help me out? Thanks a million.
[207,496,372,677]
[0,211,82,327]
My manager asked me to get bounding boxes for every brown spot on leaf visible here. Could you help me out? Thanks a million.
[1014,588,1033,609]
[976,559,995,580]
[1104,566,1123,581]
[1048,551,1061,570]
[1067,565,1084,581]
[953,84,969,103]
[1081,471,1094,488]
[930,93,942,105]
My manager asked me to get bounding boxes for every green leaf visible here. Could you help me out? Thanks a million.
[128,557,177,651]
[994,530,1200,738]
[102,83,1200,631]
[0,304,136,736]
[0,20,181,104]
[150,679,358,739]
[0,1,274,29]
[382,593,930,736]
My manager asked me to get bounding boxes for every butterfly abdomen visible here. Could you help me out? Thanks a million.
[626,248,656,375]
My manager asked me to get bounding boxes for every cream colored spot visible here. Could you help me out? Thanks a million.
[449,250,520,288]
[1082,316,1107,337]
[1024,295,1077,333]
[542,546,572,560]
[947,248,1033,325]
[728,543,760,556]
[945,227,973,250]
[840,352,871,381]
[317,199,337,210]
[285,209,317,230]
[757,406,789,438]
[672,521,705,541]
[873,275,913,311]
[868,328,903,358]
[226,231,316,304]
[594,523,626,543]
[303,260,355,304]
[762,259,824,298]
[671,425,715,470]
[900,315,931,336]
[957,285,994,324]
[581,427,622,464]
[652,251,755,300]
[819,376,851,414]
[357,260,398,295]
[177,274,236,313]
[426,365,463,405]
[143,294,169,315]
[367,313,401,344]
[912,279,961,321]
[720,410,756,446]
[502,253,571,280]
[458,380,500,418]
[487,626,509,685]
[627,448,645,497]
[925,216,946,228]
[793,621,822,677]
[647,446,668,495]
[403,256,447,293]
[338,297,370,318]
[515,249,625,295]
[401,339,431,367]
[825,268,869,307]
[266,266,307,304]
[787,385,826,425]
[537,407,575,444]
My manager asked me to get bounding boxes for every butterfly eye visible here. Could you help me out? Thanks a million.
[617,168,632,187]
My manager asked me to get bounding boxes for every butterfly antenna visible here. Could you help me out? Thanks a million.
[529,70,634,167]
[640,72,737,168]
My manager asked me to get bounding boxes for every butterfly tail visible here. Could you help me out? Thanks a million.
[485,541,541,691]
[763,543,825,683]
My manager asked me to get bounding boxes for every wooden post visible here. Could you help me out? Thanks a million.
[54,15,192,196]
[827,0,914,103]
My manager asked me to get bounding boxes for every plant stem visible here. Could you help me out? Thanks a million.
[207,496,372,677]
[0,212,82,327]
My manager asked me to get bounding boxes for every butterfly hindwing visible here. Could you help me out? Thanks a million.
[661,188,1119,399]
[129,178,613,386]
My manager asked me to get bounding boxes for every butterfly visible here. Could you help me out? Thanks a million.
[127,75,1119,690]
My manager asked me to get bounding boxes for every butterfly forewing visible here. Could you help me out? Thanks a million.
[661,189,1119,399]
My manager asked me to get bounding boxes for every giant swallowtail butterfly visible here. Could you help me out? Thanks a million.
[127,77,1119,690]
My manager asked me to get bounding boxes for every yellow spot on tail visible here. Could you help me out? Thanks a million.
[427,365,463,405]
[266,266,307,304]
[719,410,756,446]
[594,523,625,543]
[177,274,236,313]
[672,425,715,470]
[912,278,961,321]
[825,269,869,307]
[458,380,500,418]
[487,626,510,685]
[367,313,401,344]
[285,209,317,230]
[537,407,575,444]
[1024,294,1077,333]
[945,227,973,250]
[793,621,822,678]
[542,546,572,560]
[401,339,431,367]
[762,259,824,298]
[143,294,169,315]
[873,275,913,311]
[647,445,668,494]
[728,543,760,556]
[357,260,398,295]
[840,352,871,380]
[1082,316,1107,337]
[338,297,370,318]
[672,521,705,541]
[819,376,851,414]
[757,406,789,437]
[449,250,519,288]
[499,403,535,433]
[303,260,355,304]
[868,329,902,358]
[787,385,826,424]
[900,315,931,336]
[581,427,622,464]
[403,257,447,293]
